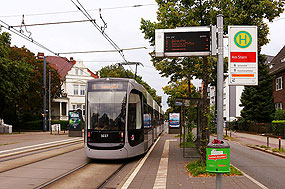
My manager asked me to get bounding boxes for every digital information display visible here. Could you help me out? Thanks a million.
[155,26,215,57]
[164,32,210,53]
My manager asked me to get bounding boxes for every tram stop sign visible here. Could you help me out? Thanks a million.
[206,140,230,173]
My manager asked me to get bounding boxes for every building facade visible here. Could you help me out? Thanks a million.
[269,46,285,110]
[42,54,97,120]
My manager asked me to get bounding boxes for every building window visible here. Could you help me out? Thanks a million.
[275,102,283,110]
[80,69,83,75]
[77,104,81,109]
[72,105,76,110]
[276,76,283,91]
[80,85,85,96]
[74,85,79,95]
[75,68,79,75]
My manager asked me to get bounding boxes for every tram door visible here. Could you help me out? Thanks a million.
[143,96,149,151]
[127,90,144,149]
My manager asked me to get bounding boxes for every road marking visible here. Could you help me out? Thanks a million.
[121,136,161,189]
[0,138,82,154]
[231,164,268,189]
[153,139,177,189]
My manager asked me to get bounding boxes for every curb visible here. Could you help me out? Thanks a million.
[223,138,285,159]
[247,145,285,159]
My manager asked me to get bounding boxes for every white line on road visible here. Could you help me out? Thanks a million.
[153,139,177,189]
[120,136,161,189]
[231,164,268,189]
[0,138,82,154]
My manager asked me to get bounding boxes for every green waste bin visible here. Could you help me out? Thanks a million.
[206,140,230,173]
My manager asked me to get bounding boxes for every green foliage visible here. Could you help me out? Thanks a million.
[140,0,284,160]
[180,141,196,148]
[20,120,69,131]
[208,105,216,133]
[274,109,285,120]
[0,30,62,128]
[260,145,271,150]
[99,64,162,105]
[272,147,285,153]
[272,121,285,136]
[240,55,275,123]
[186,160,243,177]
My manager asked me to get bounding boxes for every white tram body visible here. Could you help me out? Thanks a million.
[85,78,164,159]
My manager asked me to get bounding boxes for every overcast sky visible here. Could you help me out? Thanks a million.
[1,0,285,111]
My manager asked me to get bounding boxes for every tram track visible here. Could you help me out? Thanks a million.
[0,138,83,159]
[0,139,84,173]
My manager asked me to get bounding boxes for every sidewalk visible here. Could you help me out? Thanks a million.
[226,131,285,149]
[119,133,263,189]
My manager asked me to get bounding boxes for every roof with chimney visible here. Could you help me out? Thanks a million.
[37,53,97,79]
[269,45,285,75]
[46,56,75,79]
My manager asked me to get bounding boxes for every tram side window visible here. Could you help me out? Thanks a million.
[148,105,153,128]
[143,98,150,128]
[128,92,142,130]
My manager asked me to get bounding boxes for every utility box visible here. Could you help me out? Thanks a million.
[206,139,230,173]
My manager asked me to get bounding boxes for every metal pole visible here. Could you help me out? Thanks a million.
[279,136,281,150]
[267,136,269,147]
[43,56,47,132]
[216,14,224,189]
[49,70,52,134]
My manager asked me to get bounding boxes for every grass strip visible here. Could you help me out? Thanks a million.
[186,160,243,177]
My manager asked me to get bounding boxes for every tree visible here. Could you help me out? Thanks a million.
[140,0,284,160]
[99,64,162,106]
[0,30,62,127]
[240,55,275,123]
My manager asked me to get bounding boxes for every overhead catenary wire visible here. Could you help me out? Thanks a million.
[1,19,151,77]
[0,19,57,55]
[0,19,93,77]
[10,19,94,27]
[0,4,156,18]
[58,46,148,55]
[70,0,135,73]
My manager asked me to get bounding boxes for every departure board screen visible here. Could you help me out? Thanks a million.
[164,31,210,52]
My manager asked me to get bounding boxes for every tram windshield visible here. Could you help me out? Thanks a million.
[88,91,126,131]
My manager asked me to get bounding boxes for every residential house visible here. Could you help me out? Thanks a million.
[269,46,285,110]
[38,53,98,120]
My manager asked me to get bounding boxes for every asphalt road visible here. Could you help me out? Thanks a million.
[229,140,285,189]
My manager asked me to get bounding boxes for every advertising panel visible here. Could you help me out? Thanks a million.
[169,113,180,128]
[68,110,82,131]
[144,113,152,128]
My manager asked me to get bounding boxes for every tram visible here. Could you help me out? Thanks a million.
[85,78,164,159]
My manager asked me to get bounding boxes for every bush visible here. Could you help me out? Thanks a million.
[20,120,69,131]
[274,109,285,120]
[272,120,285,137]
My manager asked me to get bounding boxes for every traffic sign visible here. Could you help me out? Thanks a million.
[228,26,258,86]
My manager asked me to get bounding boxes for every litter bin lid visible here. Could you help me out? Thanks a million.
[207,140,230,148]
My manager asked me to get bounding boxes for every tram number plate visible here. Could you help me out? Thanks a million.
[101,134,108,138]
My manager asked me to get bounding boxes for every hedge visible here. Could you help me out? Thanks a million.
[272,120,285,137]
[19,120,69,131]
